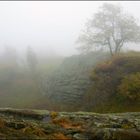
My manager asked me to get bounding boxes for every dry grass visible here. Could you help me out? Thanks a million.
[0,118,5,128]
[53,133,71,140]
[52,117,82,129]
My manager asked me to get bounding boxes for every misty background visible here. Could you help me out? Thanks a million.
[0,1,140,57]
[0,1,139,112]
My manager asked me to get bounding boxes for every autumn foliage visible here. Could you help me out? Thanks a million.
[118,72,140,100]
[83,52,140,112]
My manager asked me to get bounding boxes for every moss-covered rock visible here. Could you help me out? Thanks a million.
[0,108,139,139]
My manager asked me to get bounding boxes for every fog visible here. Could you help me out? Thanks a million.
[0,0,139,117]
[0,1,140,57]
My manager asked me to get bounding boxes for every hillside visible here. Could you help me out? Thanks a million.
[83,52,140,112]
[38,51,108,110]
[0,108,139,140]
[0,51,139,113]
[35,51,140,112]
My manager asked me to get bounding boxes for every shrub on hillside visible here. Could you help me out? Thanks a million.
[84,53,140,110]
[91,54,140,95]
[118,72,140,100]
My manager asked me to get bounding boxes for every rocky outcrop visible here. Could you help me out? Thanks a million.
[0,108,139,139]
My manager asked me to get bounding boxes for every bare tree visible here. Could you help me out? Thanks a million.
[77,3,140,56]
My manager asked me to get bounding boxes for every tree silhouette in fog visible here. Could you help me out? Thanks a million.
[77,3,140,56]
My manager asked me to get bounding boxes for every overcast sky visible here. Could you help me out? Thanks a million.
[0,1,140,56]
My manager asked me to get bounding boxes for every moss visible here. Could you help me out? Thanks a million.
[121,122,135,129]
[0,108,139,139]
[0,108,45,120]
[50,111,59,120]
[5,121,26,130]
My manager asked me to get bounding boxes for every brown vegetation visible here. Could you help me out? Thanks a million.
[83,52,140,112]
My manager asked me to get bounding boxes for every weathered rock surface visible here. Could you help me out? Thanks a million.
[0,108,139,139]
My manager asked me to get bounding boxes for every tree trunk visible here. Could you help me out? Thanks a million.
[107,38,114,56]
